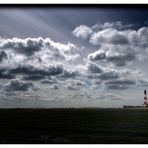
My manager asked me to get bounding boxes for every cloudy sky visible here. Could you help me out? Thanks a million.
[0,6,148,108]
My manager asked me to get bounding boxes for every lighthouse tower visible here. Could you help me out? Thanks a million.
[144,90,147,107]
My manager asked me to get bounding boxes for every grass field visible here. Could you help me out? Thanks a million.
[0,108,148,143]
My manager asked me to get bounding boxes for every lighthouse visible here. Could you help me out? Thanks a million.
[144,90,147,107]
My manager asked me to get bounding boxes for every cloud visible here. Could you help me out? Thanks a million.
[99,71,119,80]
[72,21,134,40]
[86,61,102,73]
[9,64,64,76]
[105,79,136,90]
[106,79,136,85]
[92,92,123,101]
[65,83,77,90]
[87,67,119,80]
[51,84,59,90]
[137,80,148,87]
[0,37,43,56]
[90,28,129,45]
[72,25,93,39]
[23,74,45,81]
[0,37,81,62]
[106,51,135,66]
[61,68,78,78]
[41,78,56,84]
[91,79,101,85]
[89,26,148,49]
[0,51,7,62]
[0,23,147,107]
[0,37,83,84]
[87,45,136,66]
[86,61,141,90]
[5,79,34,91]
[64,79,86,90]
[92,21,134,31]
[0,69,15,79]
[0,73,15,79]
[106,84,129,90]
[87,50,106,61]
[0,37,87,100]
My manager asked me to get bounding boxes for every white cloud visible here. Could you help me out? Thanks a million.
[0,37,84,81]
[72,25,93,39]
[0,37,81,63]
[0,37,43,56]
[72,21,134,41]
[90,28,129,45]
[87,49,106,61]
[89,26,148,52]
[92,21,134,31]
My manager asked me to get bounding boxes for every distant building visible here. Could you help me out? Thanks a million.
[143,90,148,107]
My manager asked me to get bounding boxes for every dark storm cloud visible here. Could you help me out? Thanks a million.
[5,79,34,91]
[23,74,45,81]
[0,68,15,79]
[9,64,63,76]
[8,64,80,80]
[0,51,7,62]
[0,72,15,79]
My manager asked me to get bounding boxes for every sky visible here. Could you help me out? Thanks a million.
[0,6,148,108]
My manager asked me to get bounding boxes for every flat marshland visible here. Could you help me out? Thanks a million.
[0,108,148,143]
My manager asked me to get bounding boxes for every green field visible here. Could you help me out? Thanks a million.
[0,108,148,143]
